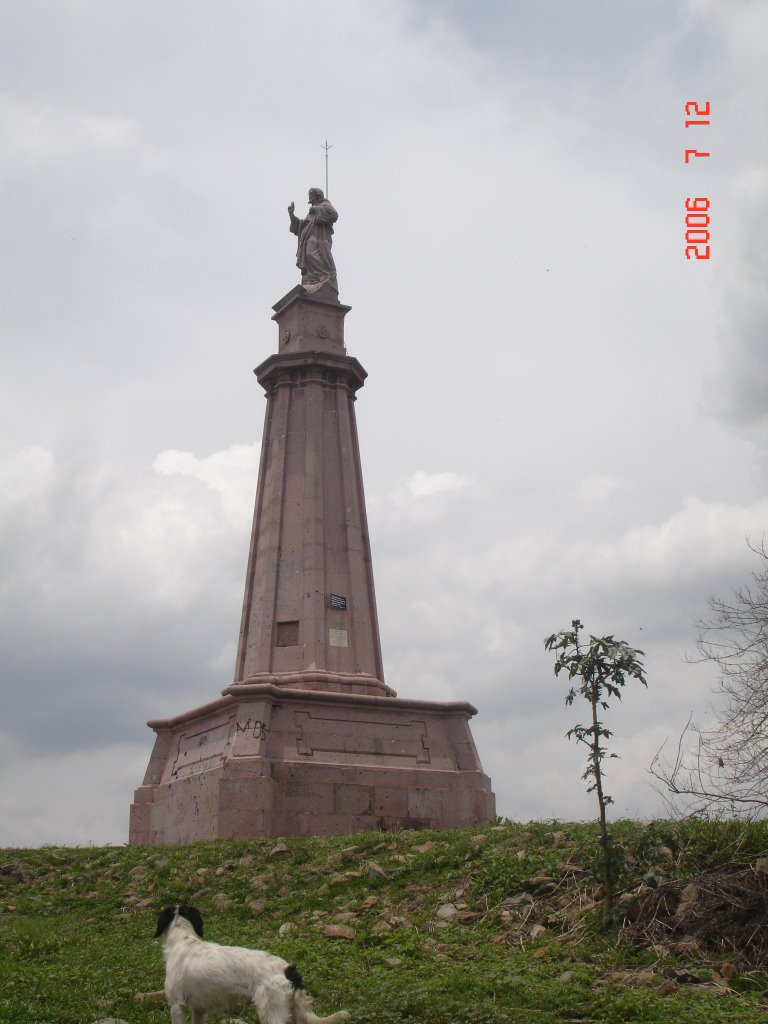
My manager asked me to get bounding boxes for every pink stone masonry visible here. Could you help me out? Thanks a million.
[129,282,495,844]
[131,685,493,844]
[234,288,390,697]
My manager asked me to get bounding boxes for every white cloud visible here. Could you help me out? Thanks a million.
[553,498,768,597]
[573,475,627,504]
[0,443,253,647]
[0,93,140,174]
[406,470,472,498]
[0,445,54,506]
[153,443,260,529]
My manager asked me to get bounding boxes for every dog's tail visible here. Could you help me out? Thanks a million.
[284,965,350,1024]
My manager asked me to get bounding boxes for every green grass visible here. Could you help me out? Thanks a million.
[2,820,768,1023]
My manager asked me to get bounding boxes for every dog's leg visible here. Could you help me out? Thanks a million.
[170,1004,187,1024]
[191,1009,206,1024]
[253,987,294,1024]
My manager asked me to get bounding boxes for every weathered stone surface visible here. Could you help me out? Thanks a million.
[504,893,533,908]
[655,979,679,996]
[332,911,356,924]
[436,903,458,920]
[523,875,556,891]
[533,882,557,897]
[324,923,356,940]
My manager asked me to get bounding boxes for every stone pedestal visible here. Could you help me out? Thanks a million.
[130,684,494,844]
[129,283,495,844]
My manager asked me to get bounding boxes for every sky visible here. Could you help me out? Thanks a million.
[1,0,767,846]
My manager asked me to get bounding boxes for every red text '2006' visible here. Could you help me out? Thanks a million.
[685,197,710,261]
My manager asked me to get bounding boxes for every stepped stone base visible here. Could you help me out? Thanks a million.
[129,683,495,845]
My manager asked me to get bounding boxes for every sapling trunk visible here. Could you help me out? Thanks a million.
[544,620,647,932]
[589,677,614,927]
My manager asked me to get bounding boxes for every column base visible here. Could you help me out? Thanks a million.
[129,684,495,845]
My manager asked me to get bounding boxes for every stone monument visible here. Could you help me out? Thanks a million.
[129,190,495,843]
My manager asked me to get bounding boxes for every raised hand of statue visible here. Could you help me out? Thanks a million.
[288,202,295,215]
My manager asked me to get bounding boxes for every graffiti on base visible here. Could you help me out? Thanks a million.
[236,719,268,740]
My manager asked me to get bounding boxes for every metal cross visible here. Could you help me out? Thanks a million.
[321,140,333,198]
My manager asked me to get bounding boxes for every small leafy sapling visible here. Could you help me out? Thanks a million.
[544,619,647,928]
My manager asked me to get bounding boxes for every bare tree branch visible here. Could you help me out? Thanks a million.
[651,540,768,818]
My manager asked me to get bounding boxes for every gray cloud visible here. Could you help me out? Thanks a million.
[707,172,768,429]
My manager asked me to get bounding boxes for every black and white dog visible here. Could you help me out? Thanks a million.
[155,905,351,1024]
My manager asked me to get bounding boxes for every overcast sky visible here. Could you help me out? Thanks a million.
[2,0,767,846]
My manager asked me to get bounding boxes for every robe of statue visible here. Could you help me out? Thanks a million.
[290,199,338,292]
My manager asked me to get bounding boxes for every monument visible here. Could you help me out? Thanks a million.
[129,190,495,843]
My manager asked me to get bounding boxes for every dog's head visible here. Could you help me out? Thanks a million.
[154,905,204,939]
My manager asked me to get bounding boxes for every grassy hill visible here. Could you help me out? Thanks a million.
[3,818,768,1024]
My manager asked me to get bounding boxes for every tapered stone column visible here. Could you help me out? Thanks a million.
[234,287,391,697]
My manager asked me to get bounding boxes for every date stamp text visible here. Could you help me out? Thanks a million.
[684,100,711,260]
